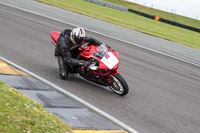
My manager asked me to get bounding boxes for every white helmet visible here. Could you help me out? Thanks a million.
[70,27,86,45]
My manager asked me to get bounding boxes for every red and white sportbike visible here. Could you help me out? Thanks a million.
[51,31,129,96]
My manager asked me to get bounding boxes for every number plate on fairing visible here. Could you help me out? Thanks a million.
[101,52,119,69]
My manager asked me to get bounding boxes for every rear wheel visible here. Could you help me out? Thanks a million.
[109,73,129,96]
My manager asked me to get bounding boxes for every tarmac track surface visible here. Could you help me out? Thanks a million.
[0,3,200,133]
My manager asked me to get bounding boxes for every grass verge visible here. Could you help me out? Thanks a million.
[103,0,200,29]
[35,0,200,50]
[0,80,71,133]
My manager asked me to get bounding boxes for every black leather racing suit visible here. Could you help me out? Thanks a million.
[55,29,102,66]
[54,29,103,79]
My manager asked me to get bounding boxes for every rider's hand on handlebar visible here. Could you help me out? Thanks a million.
[83,61,91,68]
[83,59,96,68]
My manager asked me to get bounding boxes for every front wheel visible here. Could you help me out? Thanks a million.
[109,73,129,96]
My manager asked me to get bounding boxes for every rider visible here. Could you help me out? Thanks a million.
[54,27,103,79]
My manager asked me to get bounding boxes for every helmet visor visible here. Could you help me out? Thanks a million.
[74,37,84,45]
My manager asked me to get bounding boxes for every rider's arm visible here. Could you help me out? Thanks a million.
[85,36,111,49]
[84,37,102,46]
[60,43,86,66]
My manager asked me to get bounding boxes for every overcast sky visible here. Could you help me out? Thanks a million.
[125,0,200,20]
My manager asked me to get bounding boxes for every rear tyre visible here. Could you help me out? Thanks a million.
[109,73,129,96]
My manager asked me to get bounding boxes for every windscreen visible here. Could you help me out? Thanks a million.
[96,44,108,58]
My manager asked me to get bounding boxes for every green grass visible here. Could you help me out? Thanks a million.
[35,0,200,49]
[0,80,71,133]
[103,0,200,29]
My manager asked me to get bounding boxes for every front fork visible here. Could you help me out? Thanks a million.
[106,70,119,85]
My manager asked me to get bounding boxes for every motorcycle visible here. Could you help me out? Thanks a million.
[51,31,129,96]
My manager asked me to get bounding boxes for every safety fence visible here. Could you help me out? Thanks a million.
[128,9,200,33]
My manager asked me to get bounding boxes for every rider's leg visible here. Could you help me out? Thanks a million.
[57,56,68,79]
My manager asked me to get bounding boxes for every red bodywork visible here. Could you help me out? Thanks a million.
[78,44,119,71]
[51,31,60,45]
[51,31,119,85]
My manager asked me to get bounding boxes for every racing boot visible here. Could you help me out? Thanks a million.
[57,56,68,79]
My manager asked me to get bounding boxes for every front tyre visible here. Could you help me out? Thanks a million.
[109,73,129,96]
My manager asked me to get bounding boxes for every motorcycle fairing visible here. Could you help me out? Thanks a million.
[79,43,119,70]
[100,51,119,70]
